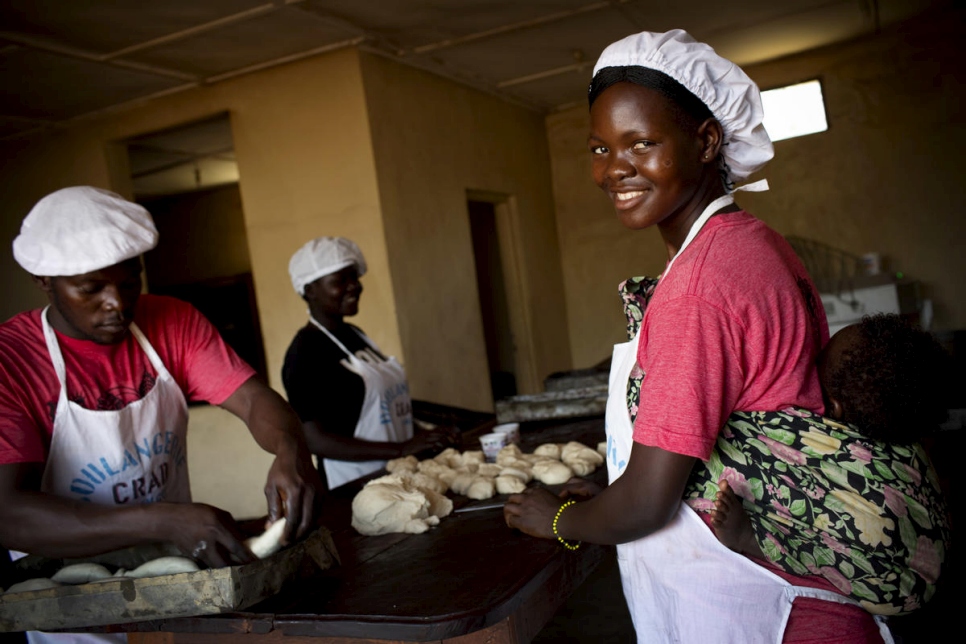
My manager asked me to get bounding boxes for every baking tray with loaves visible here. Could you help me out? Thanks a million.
[0,525,339,633]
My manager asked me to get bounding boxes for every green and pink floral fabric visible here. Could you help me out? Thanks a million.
[618,276,951,615]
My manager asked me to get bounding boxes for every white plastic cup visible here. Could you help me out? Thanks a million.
[479,432,508,462]
[493,422,520,445]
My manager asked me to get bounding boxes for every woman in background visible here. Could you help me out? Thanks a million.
[283,237,455,490]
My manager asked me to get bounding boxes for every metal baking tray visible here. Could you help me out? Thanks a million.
[0,527,338,632]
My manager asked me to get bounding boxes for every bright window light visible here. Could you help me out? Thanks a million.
[761,79,828,142]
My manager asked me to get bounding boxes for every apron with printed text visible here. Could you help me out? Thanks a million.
[27,307,192,644]
[311,320,413,489]
[602,196,894,643]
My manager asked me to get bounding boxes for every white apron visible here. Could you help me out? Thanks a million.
[26,307,192,644]
[602,197,894,644]
[310,320,413,489]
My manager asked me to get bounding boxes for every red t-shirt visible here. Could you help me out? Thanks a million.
[634,212,882,642]
[0,294,255,465]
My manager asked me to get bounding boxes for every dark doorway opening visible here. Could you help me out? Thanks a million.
[468,199,517,401]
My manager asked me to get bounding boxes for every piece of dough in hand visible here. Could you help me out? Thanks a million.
[125,556,200,579]
[246,517,288,559]
[51,563,112,584]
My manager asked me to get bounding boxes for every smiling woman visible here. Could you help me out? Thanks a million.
[282,236,458,491]
[502,29,894,644]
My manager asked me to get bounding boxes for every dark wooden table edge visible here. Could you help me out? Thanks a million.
[116,543,605,642]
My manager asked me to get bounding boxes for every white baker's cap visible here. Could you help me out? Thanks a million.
[289,236,367,296]
[13,186,158,277]
[593,29,773,184]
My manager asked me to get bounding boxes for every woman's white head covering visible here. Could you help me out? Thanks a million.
[13,186,158,277]
[592,29,773,186]
[289,236,367,295]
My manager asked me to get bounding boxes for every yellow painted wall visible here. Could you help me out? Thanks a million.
[0,48,387,519]
[547,7,965,368]
[359,53,572,410]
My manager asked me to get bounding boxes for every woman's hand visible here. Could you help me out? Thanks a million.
[403,425,460,456]
[503,486,564,540]
[558,477,603,500]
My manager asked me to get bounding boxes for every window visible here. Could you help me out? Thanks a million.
[761,79,828,142]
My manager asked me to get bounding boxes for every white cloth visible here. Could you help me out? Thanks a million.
[13,187,157,277]
[289,237,367,295]
[309,319,412,489]
[24,307,192,644]
[602,200,893,643]
[592,29,773,184]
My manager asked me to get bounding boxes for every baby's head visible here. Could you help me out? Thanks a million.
[818,314,951,444]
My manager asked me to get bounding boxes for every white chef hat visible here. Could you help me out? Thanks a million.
[289,236,367,296]
[13,186,158,277]
[592,29,773,186]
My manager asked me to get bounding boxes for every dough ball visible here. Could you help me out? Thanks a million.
[449,471,476,496]
[5,578,61,593]
[466,476,496,500]
[561,441,604,467]
[433,448,463,469]
[495,444,524,465]
[495,475,526,495]
[386,454,418,474]
[566,458,597,477]
[351,481,436,536]
[245,517,288,559]
[423,488,454,518]
[460,450,485,466]
[126,556,200,578]
[51,563,112,584]
[534,443,562,460]
[500,466,532,484]
[477,463,503,478]
[410,471,447,495]
[532,460,573,485]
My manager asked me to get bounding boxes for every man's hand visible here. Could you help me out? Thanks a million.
[149,502,256,568]
[219,377,324,546]
[264,447,322,545]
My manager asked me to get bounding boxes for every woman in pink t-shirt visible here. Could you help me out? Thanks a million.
[504,30,890,643]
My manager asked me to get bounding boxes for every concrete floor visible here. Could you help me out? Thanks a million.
[532,547,636,644]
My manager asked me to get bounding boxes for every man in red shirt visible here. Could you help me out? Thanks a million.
[0,186,322,571]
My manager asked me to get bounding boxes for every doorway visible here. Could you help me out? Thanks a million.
[123,114,267,380]
[468,199,517,401]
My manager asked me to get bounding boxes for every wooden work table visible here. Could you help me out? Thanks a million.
[119,416,609,644]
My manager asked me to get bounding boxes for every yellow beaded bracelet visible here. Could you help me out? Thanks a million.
[552,499,581,550]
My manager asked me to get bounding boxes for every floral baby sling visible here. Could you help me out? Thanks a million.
[619,275,951,615]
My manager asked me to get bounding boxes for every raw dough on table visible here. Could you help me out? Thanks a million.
[495,474,526,494]
[532,460,574,485]
[534,443,562,459]
[386,454,419,473]
[465,476,495,500]
[352,481,439,536]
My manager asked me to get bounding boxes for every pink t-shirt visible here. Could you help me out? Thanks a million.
[633,212,883,642]
[633,211,828,457]
[0,294,255,465]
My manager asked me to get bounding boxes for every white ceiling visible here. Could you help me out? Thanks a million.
[0,0,947,192]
